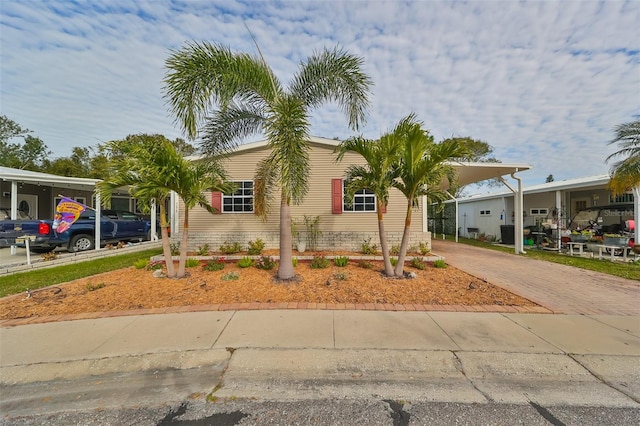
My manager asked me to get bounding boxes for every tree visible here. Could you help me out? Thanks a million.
[335,132,403,277]
[97,134,233,278]
[443,136,500,195]
[392,114,468,276]
[164,42,372,280]
[0,115,31,143]
[0,116,50,171]
[606,119,640,196]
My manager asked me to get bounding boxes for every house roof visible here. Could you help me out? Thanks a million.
[0,166,101,192]
[456,174,612,203]
[188,137,532,189]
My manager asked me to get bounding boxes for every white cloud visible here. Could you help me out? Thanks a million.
[1,0,638,189]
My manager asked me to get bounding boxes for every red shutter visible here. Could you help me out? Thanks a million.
[212,192,222,214]
[331,179,342,214]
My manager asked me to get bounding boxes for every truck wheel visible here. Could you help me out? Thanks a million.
[69,234,94,252]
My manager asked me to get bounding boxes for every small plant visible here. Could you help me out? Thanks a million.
[170,242,180,256]
[203,257,225,271]
[247,238,265,255]
[117,241,126,249]
[357,260,373,269]
[146,260,164,270]
[410,257,426,270]
[196,244,210,255]
[255,255,276,270]
[133,259,148,269]
[219,241,242,254]
[390,257,398,267]
[86,282,106,291]
[105,243,115,250]
[311,254,330,269]
[237,257,254,268]
[304,215,322,250]
[389,244,400,256]
[333,272,348,281]
[185,258,201,268]
[418,242,430,255]
[361,237,378,255]
[40,251,58,261]
[433,259,447,269]
[292,257,298,267]
[222,271,240,281]
[333,256,349,267]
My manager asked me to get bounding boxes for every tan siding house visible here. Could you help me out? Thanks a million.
[175,137,430,251]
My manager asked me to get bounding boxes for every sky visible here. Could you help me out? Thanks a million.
[1,0,639,191]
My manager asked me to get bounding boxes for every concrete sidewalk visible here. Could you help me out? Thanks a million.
[1,310,639,410]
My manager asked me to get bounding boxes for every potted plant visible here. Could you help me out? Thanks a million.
[603,233,630,247]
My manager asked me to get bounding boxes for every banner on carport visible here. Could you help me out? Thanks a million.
[53,197,87,233]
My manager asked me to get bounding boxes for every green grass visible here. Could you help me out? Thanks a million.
[0,248,162,298]
[444,235,640,281]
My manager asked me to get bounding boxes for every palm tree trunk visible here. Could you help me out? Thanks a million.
[277,196,295,280]
[394,200,413,276]
[376,204,395,277]
[177,208,189,278]
[159,203,176,278]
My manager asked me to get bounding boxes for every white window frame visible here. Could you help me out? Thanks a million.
[343,180,376,212]
[529,208,549,216]
[222,180,254,213]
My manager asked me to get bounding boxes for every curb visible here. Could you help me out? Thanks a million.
[0,303,557,327]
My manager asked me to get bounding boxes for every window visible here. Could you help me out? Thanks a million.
[529,208,549,216]
[479,210,491,216]
[222,181,254,213]
[575,200,587,212]
[343,180,376,212]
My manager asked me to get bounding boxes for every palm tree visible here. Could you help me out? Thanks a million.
[164,42,372,280]
[335,132,403,276]
[391,114,467,276]
[97,135,232,278]
[606,120,640,195]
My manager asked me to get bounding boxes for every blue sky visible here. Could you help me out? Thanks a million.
[1,0,639,189]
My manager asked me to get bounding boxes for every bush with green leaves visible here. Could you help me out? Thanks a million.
[418,242,430,255]
[357,260,373,269]
[333,256,349,267]
[292,257,298,267]
[361,237,378,255]
[185,258,201,268]
[203,257,226,271]
[219,241,242,254]
[311,254,330,269]
[390,257,398,267]
[410,257,426,270]
[247,238,265,255]
[146,261,164,270]
[196,244,210,255]
[222,271,240,281]
[237,257,254,268]
[389,244,400,256]
[133,259,148,269]
[255,255,276,270]
[433,259,447,269]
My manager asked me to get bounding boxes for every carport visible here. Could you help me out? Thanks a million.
[432,161,532,254]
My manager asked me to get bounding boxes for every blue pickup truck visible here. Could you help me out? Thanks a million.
[0,210,154,253]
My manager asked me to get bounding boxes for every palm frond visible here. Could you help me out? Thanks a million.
[254,155,279,218]
[200,103,266,156]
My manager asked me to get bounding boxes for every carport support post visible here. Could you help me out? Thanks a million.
[94,192,101,251]
[635,186,639,245]
[151,198,157,241]
[555,190,562,249]
[10,181,18,255]
[445,191,459,242]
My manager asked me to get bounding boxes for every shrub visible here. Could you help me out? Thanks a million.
[333,256,349,267]
[255,255,276,270]
[418,242,430,255]
[247,238,265,255]
[390,257,398,267]
[292,257,298,267]
[410,257,426,270]
[185,258,201,268]
[196,244,210,256]
[361,238,378,255]
[40,251,58,261]
[389,245,400,256]
[237,257,254,268]
[86,282,106,291]
[433,259,447,269]
[203,257,225,271]
[219,241,242,254]
[333,272,348,281]
[133,259,148,269]
[222,271,239,281]
[146,260,164,270]
[311,254,330,269]
[357,260,373,269]
[170,242,180,256]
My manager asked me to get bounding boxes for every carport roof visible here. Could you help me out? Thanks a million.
[442,161,531,190]
[0,166,100,192]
